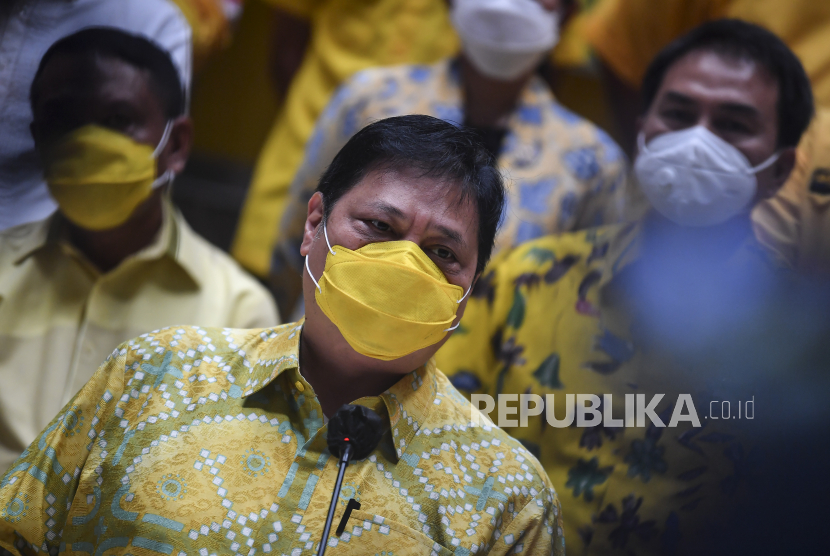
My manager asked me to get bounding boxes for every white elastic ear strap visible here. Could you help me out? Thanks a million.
[305,222,334,293]
[152,121,174,159]
[444,284,473,331]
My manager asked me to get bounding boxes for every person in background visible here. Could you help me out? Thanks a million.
[0,115,564,556]
[269,0,632,314]
[582,0,830,274]
[0,0,192,232]
[231,0,459,280]
[436,19,819,555]
[0,28,278,474]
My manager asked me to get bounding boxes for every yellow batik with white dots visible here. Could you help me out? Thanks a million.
[0,321,563,556]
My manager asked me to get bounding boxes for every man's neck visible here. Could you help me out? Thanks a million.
[66,192,165,274]
[298,330,405,418]
[459,55,533,129]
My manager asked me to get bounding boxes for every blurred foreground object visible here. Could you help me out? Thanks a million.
[0,0,192,231]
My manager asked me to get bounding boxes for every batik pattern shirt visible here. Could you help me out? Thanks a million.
[0,321,564,556]
[272,57,632,283]
[435,222,789,555]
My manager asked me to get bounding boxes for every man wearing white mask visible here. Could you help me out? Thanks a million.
[436,19,818,555]
[0,28,278,474]
[0,0,192,232]
[268,0,632,314]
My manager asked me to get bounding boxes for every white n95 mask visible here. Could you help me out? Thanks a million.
[451,0,560,81]
[634,126,779,227]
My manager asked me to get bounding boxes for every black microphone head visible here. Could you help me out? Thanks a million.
[327,404,385,461]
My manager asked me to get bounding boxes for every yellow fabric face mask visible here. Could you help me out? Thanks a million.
[306,224,471,361]
[42,123,174,230]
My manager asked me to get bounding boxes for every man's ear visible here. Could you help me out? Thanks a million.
[766,147,797,198]
[300,192,325,256]
[160,116,192,175]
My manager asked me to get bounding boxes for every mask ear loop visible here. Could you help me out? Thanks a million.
[150,121,175,189]
[749,152,780,174]
[305,222,335,293]
[152,121,174,159]
[444,283,473,331]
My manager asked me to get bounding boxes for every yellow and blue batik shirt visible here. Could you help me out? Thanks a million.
[271,58,633,297]
[0,321,564,556]
[435,220,789,555]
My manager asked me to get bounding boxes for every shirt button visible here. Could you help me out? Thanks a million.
[295,381,305,392]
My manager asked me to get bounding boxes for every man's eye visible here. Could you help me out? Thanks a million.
[102,114,131,131]
[716,119,752,135]
[370,220,391,232]
[661,109,696,124]
[430,246,455,260]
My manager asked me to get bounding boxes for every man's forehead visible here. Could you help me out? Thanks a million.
[659,50,778,108]
[341,169,478,239]
[36,53,151,104]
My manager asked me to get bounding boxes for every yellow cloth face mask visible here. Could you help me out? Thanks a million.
[42,123,173,230]
[306,224,471,361]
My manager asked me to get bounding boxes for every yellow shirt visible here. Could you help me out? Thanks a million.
[0,321,564,555]
[753,108,830,274]
[435,221,791,554]
[233,0,459,277]
[0,203,278,474]
[584,0,830,107]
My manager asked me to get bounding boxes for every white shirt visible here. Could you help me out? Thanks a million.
[0,0,192,230]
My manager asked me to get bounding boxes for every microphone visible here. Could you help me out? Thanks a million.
[316,404,385,556]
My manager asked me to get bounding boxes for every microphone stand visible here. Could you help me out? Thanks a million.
[316,442,353,556]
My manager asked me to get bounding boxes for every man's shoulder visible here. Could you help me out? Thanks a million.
[108,322,299,388]
[343,60,445,97]
[492,225,623,283]
[421,370,555,492]
[173,212,273,299]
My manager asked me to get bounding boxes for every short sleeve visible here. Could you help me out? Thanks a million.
[0,351,127,555]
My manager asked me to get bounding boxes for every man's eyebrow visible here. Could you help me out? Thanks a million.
[434,224,465,248]
[718,102,762,118]
[368,201,406,220]
[661,91,697,105]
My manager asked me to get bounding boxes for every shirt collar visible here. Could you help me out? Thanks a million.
[11,198,202,287]
[239,321,439,461]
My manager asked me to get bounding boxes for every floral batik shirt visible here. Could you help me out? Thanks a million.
[0,321,564,556]
[436,221,790,555]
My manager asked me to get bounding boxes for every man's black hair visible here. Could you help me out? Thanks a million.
[641,19,814,148]
[316,115,505,274]
[30,27,184,118]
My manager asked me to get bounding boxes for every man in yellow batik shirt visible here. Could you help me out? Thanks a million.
[269,0,632,314]
[0,115,564,555]
[0,29,278,474]
[437,20,820,555]
[583,0,830,274]
[232,0,459,278]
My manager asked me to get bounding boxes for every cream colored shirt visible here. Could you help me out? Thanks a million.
[0,204,279,473]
